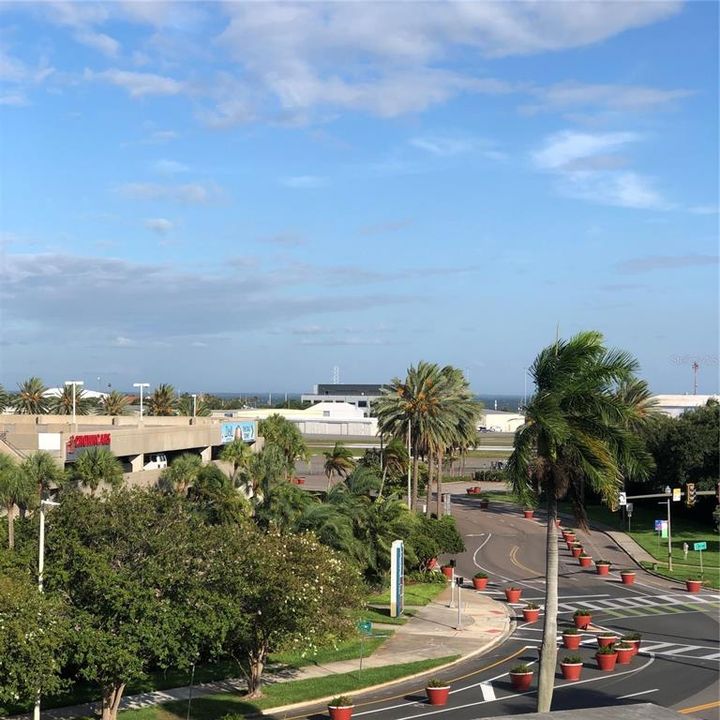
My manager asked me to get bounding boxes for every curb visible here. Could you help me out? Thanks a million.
[258,600,517,717]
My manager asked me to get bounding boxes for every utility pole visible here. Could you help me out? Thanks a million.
[406,419,412,510]
[692,361,699,394]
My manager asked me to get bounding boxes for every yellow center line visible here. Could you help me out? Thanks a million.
[509,544,543,578]
[678,699,720,714]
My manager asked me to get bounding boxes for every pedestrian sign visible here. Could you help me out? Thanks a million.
[694,542,707,551]
[672,487,682,502]
[654,519,663,531]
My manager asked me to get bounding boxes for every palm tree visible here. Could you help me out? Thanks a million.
[0,454,34,549]
[323,442,356,491]
[378,437,408,497]
[159,453,202,495]
[20,451,65,502]
[0,384,9,413]
[220,439,254,486]
[101,390,131,416]
[506,331,652,712]
[258,414,308,479]
[146,384,178,416]
[70,447,124,495]
[178,394,212,417]
[50,384,92,415]
[14,377,49,414]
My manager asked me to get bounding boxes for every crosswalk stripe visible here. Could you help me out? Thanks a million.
[480,682,496,701]
[640,642,676,652]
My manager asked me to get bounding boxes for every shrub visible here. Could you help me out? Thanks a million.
[407,571,447,584]
[510,663,532,673]
[524,602,539,609]
[597,645,617,655]
[426,678,449,688]
[573,609,592,617]
[563,627,580,635]
[329,696,353,707]
[596,559,611,565]
[622,632,641,641]
[473,571,488,579]
[562,655,582,664]
[598,632,617,638]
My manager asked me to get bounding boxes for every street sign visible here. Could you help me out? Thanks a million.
[626,503,633,516]
[654,519,663,531]
[618,492,627,507]
[694,542,707,551]
[672,487,682,502]
[357,619,373,635]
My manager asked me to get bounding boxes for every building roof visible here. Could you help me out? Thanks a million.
[315,383,386,396]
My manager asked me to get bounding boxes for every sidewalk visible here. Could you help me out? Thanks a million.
[18,585,512,719]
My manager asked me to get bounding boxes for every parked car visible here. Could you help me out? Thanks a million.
[143,453,168,470]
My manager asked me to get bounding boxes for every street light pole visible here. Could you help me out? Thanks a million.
[64,380,83,428]
[133,383,149,420]
[406,419,412,510]
[191,393,197,418]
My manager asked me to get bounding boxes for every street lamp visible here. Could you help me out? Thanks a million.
[64,380,83,427]
[34,498,60,720]
[133,383,150,419]
[191,393,197,418]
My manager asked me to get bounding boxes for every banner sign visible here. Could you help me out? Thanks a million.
[220,421,256,444]
[390,539,404,618]
[66,433,111,461]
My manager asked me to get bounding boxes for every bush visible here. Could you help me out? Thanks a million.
[426,678,449,688]
[329,696,353,707]
[406,571,446,584]
[473,571,488,579]
[562,655,582,664]
[597,645,617,655]
[622,632,641,641]
[563,627,580,635]
[406,515,465,570]
[510,663,532,673]
[573,609,592,617]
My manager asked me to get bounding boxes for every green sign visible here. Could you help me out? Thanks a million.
[357,620,372,635]
[694,542,707,551]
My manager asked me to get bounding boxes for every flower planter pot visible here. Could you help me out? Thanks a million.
[472,577,488,590]
[625,639,641,656]
[686,580,702,593]
[560,662,583,681]
[522,607,540,623]
[523,510,534,519]
[563,633,582,650]
[573,614,592,629]
[620,572,636,585]
[563,533,576,543]
[504,587,522,603]
[616,646,634,665]
[425,686,450,706]
[328,705,354,720]
[441,566,454,579]
[596,563,610,576]
[597,635,618,648]
[595,651,618,672]
[571,547,583,558]
[579,556,593,568]
[509,672,533,691]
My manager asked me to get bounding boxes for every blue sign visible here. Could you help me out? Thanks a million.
[221,421,256,443]
[694,542,707,551]
[654,519,663,532]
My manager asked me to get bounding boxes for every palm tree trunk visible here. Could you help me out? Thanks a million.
[425,453,433,517]
[6,502,14,550]
[537,492,559,712]
[411,448,419,510]
[436,455,443,518]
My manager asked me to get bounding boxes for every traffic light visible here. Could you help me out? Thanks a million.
[685,482,696,507]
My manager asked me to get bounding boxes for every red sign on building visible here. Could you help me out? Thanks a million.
[66,433,111,455]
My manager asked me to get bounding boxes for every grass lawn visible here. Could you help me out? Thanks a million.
[368,581,446,606]
[580,503,720,589]
[116,655,459,720]
[361,607,412,625]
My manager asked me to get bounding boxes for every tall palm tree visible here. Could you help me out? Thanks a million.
[146,384,178,416]
[323,442,356,491]
[0,454,34,549]
[50,384,92,415]
[378,437,408,497]
[178,394,212,417]
[0,384,9,413]
[70,447,124,495]
[220,439,254,485]
[258,414,308,479]
[20,451,65,502]
[159,453,202,495]
[101,390,131,416]
[506,331,652,712]
[14,377,49,414]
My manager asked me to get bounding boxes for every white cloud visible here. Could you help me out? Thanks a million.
[533,130,640,170]
[85,69,183,97]
[152,159,189,175]
[118,182,220,204]
[144,218,174,235]
[280,175,328,189]
[75,30,120,57]
[0,93,28,107]
[564,171,667,210]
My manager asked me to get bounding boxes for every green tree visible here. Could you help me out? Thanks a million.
[0,384,9,413]
[13,377,49,415]
[158,453,202,495]
[220,439,254,485]
[0,455,35,549]
[50,385,92,416]
[145,384,178,416]
[188,464,250,524]
[323,442,356,491]
[378,438,409,496]
[69,447,124,496]
[506,331,652,712]
[101,391,130,416]
[257,414,308,479]
[0,569,69,709]
[20,451,65,502]
[45,490,229,720]
[221,528,363,697]
[178,394,212,417]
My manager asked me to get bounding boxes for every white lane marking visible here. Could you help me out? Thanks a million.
[480,681,496,701]
[662,645,703,656]
[617,689,658,699]
[639,642,677,653]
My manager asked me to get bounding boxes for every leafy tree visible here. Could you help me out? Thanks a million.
[13,377,49,414]
[44,490,230,720]
[158,453,202,495]
[20,451,65,502]
[0,569,69,709]
[257,414,308,479]
[187,464,250,524]
[69,447,124,496]
[220,439,254,485]
[178,394,212,417]
[145,384,178,416]
[50,385,92,416]
[221,528,363,698]
[323,442,356,491]
[506,331,652,712]
[101,391,130,416]
[0,455,34,549]
[254,480,314,531]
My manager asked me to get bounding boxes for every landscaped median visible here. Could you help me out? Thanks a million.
[113,656,460,720]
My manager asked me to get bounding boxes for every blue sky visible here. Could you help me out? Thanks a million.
[1,1,718,394]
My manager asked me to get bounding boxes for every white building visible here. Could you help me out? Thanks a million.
[651,394,719,418]
[479,410,525,433]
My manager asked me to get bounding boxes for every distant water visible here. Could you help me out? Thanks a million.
[208,391,524,412]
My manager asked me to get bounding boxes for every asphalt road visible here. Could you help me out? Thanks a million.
[272,494,720,720]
